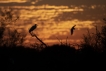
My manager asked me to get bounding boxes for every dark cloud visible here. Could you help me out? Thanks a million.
[53,6,106,22]
[0,0,106,6]
[36,0,106,6]
[0,2,31,6]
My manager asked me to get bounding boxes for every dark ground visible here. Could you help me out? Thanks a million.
[0,44,106,71]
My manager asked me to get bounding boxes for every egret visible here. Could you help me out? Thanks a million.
[70,25,76,35]
[29,24,37,33]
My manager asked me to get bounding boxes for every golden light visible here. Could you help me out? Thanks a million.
[0,0,27,3]
[0,2,105,46]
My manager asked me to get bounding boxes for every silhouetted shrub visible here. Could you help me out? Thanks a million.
[0,8,26,47]
[81,18,106,52]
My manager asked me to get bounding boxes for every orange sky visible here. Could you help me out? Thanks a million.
[0,0,106,46]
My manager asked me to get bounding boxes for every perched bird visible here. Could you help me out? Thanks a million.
[70,25,76,35]
[29,24,37,33]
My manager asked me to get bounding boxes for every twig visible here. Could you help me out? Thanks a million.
[30,32,47,47]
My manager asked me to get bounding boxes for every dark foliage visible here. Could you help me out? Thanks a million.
[0,44,106,71]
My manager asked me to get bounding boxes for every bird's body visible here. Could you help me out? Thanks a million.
[70,25,76,35]
[29,24,37,33]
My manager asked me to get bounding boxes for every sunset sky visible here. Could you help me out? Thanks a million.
[0,0,106,46]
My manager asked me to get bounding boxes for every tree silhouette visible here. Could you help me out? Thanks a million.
[0,22,5,39]
[81,18,106,51]
[0,8,25,47]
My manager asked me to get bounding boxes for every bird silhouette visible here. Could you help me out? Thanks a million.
[70,25,76,35]
[29,24,37,33]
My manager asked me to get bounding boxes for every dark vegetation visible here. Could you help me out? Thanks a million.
[0,8,106,70]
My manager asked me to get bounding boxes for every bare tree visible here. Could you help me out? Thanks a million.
[81,18,106,51]
[0,8,25,47]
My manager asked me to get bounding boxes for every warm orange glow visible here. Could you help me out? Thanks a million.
[0,0,27,3]
[0,0,106,46]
